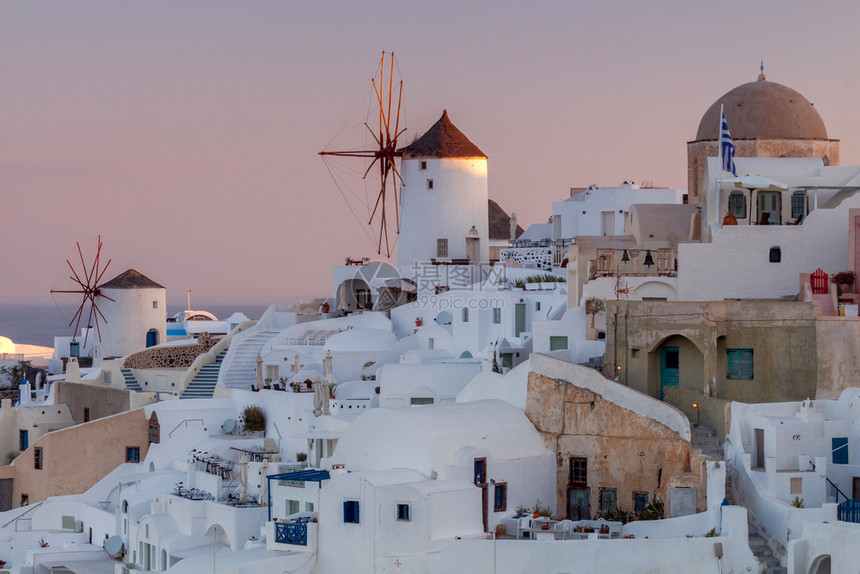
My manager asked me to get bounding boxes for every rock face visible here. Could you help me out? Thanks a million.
[525,355,707,520]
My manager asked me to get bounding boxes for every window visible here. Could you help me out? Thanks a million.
[569,457,587,485]
[266,365,279,380]
[535,301,541,311]
[493,483,507,512]
[792,191,806,219]
[396,503,410,521]
[833,437,849,465]
[631,348,640,359]
[436,238,448,258]
[343,500,360,524]
[287,499,300,515]
[21,494,29,506]
[599,488,617,514]
[726,349,754,380]
[126,447,141,463]
[305,502,315,512]
[19,430,28,451]
[83,407,90,423]
[492,307,501,324]
[122,500,128,513]
[769,247,781,263]
[419,160,427,171]
[34,447,43,470]
[549,336,568,351]
[152,301,158,309]
[474,458,487,485]
[790,477,802,495]
[427,179,434,190]
[410,397,433,406]
[728,192,746,217]
[462,307,469,322]
[633,492,649,515]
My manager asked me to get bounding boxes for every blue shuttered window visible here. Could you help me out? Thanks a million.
[727,349,754,380]
[343,500,360,523]
[833,437,849,465]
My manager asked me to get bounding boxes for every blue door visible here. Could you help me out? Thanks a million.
[146,330,158,348]
[833,437,849,465]
[19,430,28,451]
[660,347,680,400]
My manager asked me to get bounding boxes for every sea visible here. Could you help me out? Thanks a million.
[0,296,308,348]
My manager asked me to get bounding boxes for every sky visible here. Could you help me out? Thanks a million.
[3,0,860,303]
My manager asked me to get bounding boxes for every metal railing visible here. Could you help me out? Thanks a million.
[275,521,307,546]
[168,419,204,439]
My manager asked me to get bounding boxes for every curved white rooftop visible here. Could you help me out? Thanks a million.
[330,399,547,477]
[325,328,397,353]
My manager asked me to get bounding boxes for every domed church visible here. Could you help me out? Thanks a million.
[686,65,840,204]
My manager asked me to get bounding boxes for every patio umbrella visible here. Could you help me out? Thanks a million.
[718,174,789,191]
[258,459,269,507]
[313,377,330,416]
[239,455,248,504]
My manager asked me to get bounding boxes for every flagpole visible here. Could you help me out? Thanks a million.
[716,104,724,226]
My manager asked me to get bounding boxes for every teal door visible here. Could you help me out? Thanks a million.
[660,347,679,400]
[515,303,526,337]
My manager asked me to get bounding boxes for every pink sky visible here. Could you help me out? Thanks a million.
[3,1,860,302]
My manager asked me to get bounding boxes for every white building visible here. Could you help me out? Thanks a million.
[97,269,167,358]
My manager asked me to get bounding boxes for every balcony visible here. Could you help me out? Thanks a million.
[267,519,317,552]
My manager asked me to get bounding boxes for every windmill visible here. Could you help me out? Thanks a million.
[320,51,405,258]
[50,236,114,346]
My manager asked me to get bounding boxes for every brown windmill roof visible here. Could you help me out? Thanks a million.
[488,199,523,240]
[99,269,165,290]
[402,110,487,159]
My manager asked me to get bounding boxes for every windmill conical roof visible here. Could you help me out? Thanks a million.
[488,199,523,240]
[402,110,487,159]
[99,269,165,290]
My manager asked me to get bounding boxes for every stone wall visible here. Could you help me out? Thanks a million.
[54,381,131,425]
[526,355,707,519]
[123,333,218,369]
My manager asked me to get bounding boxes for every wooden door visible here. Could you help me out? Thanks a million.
[754,428,765,469]
[853,477,860,500]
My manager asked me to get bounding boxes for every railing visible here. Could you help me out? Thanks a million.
[0,501,42,531]
[810,460,850,505]
[838,498,860,523]
[275,521,307,546]
[168,419,204,439]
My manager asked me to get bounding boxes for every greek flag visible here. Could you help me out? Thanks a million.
[720,112,737,176]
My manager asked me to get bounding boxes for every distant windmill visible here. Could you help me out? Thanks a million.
[320,51,406,258]
[50,236,114,346]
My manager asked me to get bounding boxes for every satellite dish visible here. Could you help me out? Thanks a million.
[104,535,123,558]
[436,310,451,325]
[222,418,236,434]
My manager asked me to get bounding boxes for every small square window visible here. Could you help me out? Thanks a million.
[727,349,754,380]
[21,494,29,506]
[549,336,568,351]
[492,308,501,324]
[343,500,360,524]
[631,348,640,358]
[419,160,427,171]
[769,247,781,263]
[410,397,434,406]
[152,301,158,309]
[396,503,410,521]
[126,447,140,463]
[790,477,802,495]
[728,192,746,218]
[427,179,434,190]
[83,407,90,423]
[535,301,541,311]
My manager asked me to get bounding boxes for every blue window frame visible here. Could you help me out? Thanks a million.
[493,483,507,512]
[833,437,849,465]
[126,447,140,463]
[19,430,28,451]
[474,458,486,485]
[343,500,360,523]
[727,349,754,380]
[396,503,410,521]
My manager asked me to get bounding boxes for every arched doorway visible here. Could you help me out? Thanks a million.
[809,554,831,574]
[649,335,705,401]
[145,329,159,348]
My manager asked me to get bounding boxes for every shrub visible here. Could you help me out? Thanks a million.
[296,452,307,462]
[791,496,805,508]
[602,507,631,524]
[638,499,664,521]
[240,405,265,433]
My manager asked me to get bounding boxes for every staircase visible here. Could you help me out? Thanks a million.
[119,368,143,392]
[220,330,283,389]
[748,525,786,574]
[180,349,227,399]
[812,292,836,316]
[691,425,724,460]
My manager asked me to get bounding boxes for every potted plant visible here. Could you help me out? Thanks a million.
[832,271,856,294]
[415,317,423,327]
[321,302,330,314]
[722,210,738,226]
